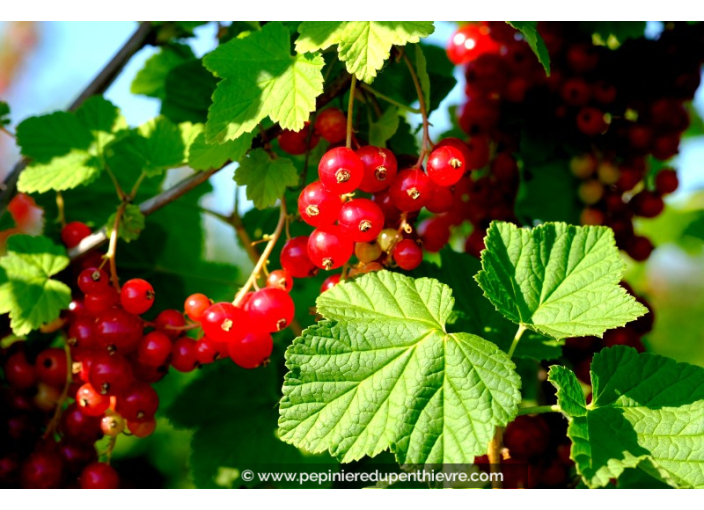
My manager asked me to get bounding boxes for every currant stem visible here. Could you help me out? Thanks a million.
[233,198,287,307]
[55,191,67,229]
[517,404,561,416]
[507,324,527,359]
[346,75,357,149]
[105,202,126,291]
[0,126,15,139]
[129,171,147,199]
[487,426,504,489]
[402,52,431,167]
[42,341,73,439]
[358,83,422,114]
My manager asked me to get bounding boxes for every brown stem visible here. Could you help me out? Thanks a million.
[346,75,357,149]
[42,342,73,439]
[0,21,155,216]
[488,426,504,489]
[402,53,431,167]
[105,202,126,291]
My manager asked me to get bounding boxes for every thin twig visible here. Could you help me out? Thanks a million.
[105,202,126,291]
[359,83,422,114]
[402,53,431,167]
[55,192,66,229]
[346,75,357,149]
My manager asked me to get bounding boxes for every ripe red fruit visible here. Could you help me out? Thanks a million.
[184,293,211,322]
[57,441,97,475]
[83,287,119,315]
[32,348,66,387]
[389,169,431,212]
[88,353,134,396]
[459,95,500,136]
[630,191,664,218]
[314,108,347,144]
[201,302,249,344]
[458,136,490,170]
[266,269,293,293]
[280,236,318,278]
[120,278,155,315]
[418,217,452,253]
[229,332,273,369]
[75,382,111,417]
[567,43,599,73]
[338,198,385,243]
[128,419,156,438]
[625,235,654,262]
[77,267,110,295]
[245,287,295,333]
[79,462,119,489]
[447,24,501,65]
[392,239,423,270]
[20,451,64,489]
[320,274,341,293]
[4,351,37,389]
[170,337,199,372]
[61,221,92,248]
[576,107,608,136]
[278,124,319,155]
[371,189,400,220]
[655,169,679,195]
[195,336,228,364]
[423,184,454,214]
[94,307,143,354]
[465,229,486,258]
[503,415,550,457]
[593,81,617,104]
[427,146,466,187]
[356,146,398,193]
[298,181,343,227]
[61,402,103,442]
[137,331,172,367]
[155,309,186,339]
[318,147,364,194]
[560,77,591,106]
[307,225,354,270]
[117,382,159,422]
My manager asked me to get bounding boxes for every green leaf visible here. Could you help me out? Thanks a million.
[506,22,550,75]
[414,44,430,110]
[204,22,325,143]
[161,59,218,124]
[106,204,145,243]
[516,159,581,225]
[548,346,704,489]
[368,107,400,147]
[105,116,191,177]
[131,44,196,100]
[188,128,253,171]
[234,149,298,210]
[387,117,418,155]
[580,21,646,44]
[167,361,334,488]
[476,222,648,339]
[278,271,521,466]
[296,21,435,83]
[0,101,10,127]
[0,235,71,336]
[17,97,126,193]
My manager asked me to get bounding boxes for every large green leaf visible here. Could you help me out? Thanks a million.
[234,149,299,210]
[0,235,71,336]
[476,222,647,339]
[131,44,196,100]
[296,21,435,83]
[279,271,521,466]
[161,59,218,124]
[506,22,550,75]
[204,22,325,143]
[188,128,253,171]
[17,97,127,193]
[548,346,704,489]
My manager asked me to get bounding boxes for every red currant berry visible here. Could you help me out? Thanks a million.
[278,123,319,155]
[389,169,430,212]
[201,302,249,344]
[4,351,37,389]
[308,225,354,270]
[131,360,168,384]
[184,293,211,322]
[280,236,318,278]
[68,298,88,318]
[35,348,67,387]
[298,181,343,227]
[314,108,347,144]
[355,241,382,263]
[120,278,155,315]
[94,308,143,354]
[155,309,186,339]
[136,331,172,367]
[630,191,664,218]
[465,229,486,258]
[79,462,119,489]
[446,24,500,65]
[593,81,617,104]
[418,217,452,253]
[61,221,91,249]
[503,415,550,457]
[229,332,273,369]
[128,418,156,438]
[427,146,466,187]
[338,198,385,243]
[266,269,293,293]
[72,348,98,383]
[84,287,119,315]
[371,189,401,220]
[77,267,110,295]
[195,336,228,364]
[655,169,678,195]
[625,235,654,262]
[20,451,64,489]
[424,183,454,214]
[576,107,608,136]
[76,382,110,417]
[170,337,199,372]
[560,77,592,106]
[57,441,97,476]
[318,147,364,194]
[116,382,159,422]
[61,402,103,442]
[357,146,398,193]
[320,274,341,293]
[392,239,423,270]
[245,287,295,333]
[88,353,134,396]
[101,413,125,436]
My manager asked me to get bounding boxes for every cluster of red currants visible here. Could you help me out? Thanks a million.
[446,21,704,263]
